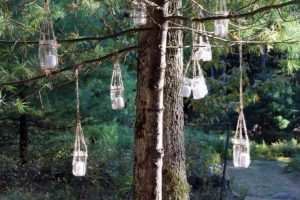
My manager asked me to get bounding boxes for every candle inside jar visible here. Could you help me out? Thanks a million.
[239,152,250,168]
[116,97,125,109]
[73,160,86,176]
[215,24,223,36]
[181,85,191,97]
[45,54,57,69]
[202,46,212,61]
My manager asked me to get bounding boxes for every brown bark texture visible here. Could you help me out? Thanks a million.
[162,0,189,199]
[133,0,167,200]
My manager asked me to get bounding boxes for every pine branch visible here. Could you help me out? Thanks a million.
[166,0,300,22]
[0,1,298,46]
[0,45,142,87]
[0,27,152,45]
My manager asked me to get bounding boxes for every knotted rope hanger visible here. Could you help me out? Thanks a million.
[41,0,56,41]
[235,21,249,145]
[216,0,227,12]
[234,20,248,141]
[72,68,88,176]
[232,20,250,168]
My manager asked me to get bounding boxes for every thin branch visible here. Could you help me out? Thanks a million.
[0,27,152,46]
[191,0,212,15]
[0,45,142,87]
[1,1,297,46]
[236,0,261,12]
[166,0,300,22]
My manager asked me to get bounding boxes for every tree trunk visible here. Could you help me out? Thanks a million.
[162,0,189,199]
[19,91,28,165]
[133,1,168,199]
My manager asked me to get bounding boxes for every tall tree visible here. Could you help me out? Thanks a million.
[133,0,168,199]
[162,0,189,199]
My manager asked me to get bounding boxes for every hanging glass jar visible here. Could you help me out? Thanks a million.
[215,0,229,38]
[181,77,192,98]
[192,22,212,62]
[131,0,147,26]
[39,0,58,72]
[181,57,208,99]
[232,111,251,168]
[72,70,88,177]
[110,59,125,110]
[191,60,208,99]
[72,122,88,176]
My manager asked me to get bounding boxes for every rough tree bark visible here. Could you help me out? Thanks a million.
[162,0,190,199]
[133,0,168,199]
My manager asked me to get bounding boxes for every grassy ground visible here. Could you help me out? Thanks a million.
[227,160,300,200]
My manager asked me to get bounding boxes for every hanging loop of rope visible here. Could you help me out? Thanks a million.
[75,69,80,123]
[44,0,50,16]
[216,0,227,12]
[238,20,243,111]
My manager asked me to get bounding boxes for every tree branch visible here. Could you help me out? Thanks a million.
[0,45,142,87]
[0,27,152,45]
[166,0,300,22]
[1,1,298,46]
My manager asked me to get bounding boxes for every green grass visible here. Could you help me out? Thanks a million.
[251,139,300,161]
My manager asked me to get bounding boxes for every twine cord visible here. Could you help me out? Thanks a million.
[239,20,243,110]
[75,69,80,123]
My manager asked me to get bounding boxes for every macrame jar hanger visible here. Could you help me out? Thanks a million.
[215,0,229,38]
[110,57,125,110]
[39,0,59,75]
[235,23,249,142]
[232,21,250,168]
[41,0,56,41]
[191,7,212,62]
[216,0,227,13]
[72,69,88,177]
[181,55,208,99]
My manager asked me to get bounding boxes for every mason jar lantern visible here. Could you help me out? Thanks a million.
[39,0,58,72]
[72,122,88,177]
[215,0,229,38]
[192,22,212,62]
[232,138,250,168]
[110,59,125,110]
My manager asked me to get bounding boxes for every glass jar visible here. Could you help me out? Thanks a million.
[39,40,58,71]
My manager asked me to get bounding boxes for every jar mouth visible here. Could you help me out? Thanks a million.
[110,86,124,90]
[232,138,248,144]
[73,150,88,157]
[39,40,58,45]
[215,11,229,16]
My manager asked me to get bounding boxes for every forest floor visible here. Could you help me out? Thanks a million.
[227,160,300,200]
